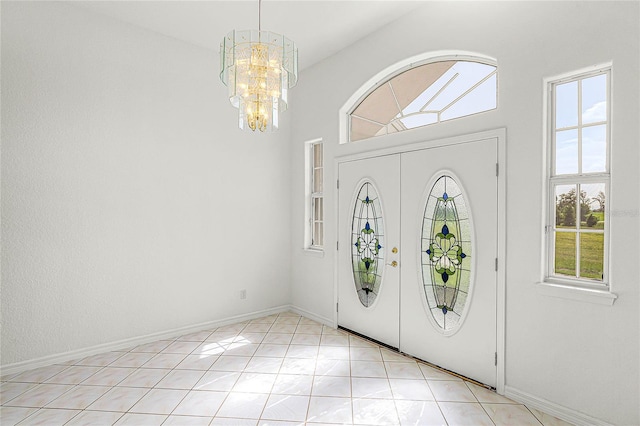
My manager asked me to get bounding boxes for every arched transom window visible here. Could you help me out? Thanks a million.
[350,60,497,142]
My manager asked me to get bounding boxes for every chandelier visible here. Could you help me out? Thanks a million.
[219,0,298,132]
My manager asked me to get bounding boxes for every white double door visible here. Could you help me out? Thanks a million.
[337,138,498,386]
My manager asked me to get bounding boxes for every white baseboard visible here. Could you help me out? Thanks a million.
[504,385,612,426]
[288,304,334,327]
[1,305,291,377]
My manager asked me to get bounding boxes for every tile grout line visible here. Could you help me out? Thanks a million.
[2,312,558,426]
[378,345,402,425]
[256,313,302,423]
[203,319,256,422]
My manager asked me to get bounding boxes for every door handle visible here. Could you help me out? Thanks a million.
[387,260,398,267]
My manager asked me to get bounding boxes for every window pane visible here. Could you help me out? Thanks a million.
[555,129,578,175]
[391,61,455,113]
[582,125,606,173]
[313,169,323,193]
[580,183,605,229]
[555,81,578,129]
[352,82,399,125]
[313,197,323,222]
[555,232,576,277]
[398,113,437,129]
[579,232,604,280]
[440,73,497,121]
[582,74,607,124]
[314,222,323,246]
[313,144,323,167]
[401,70,454,116]
[555,185,577,229]
[427,62,495,111]
[351,116,384,142]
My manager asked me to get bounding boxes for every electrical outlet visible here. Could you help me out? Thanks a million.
[240,289,247,300]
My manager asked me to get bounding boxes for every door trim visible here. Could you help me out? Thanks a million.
[334,128,506,394]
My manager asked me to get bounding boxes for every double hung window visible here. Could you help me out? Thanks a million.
[306,140,323,249]
[546,66,610,288]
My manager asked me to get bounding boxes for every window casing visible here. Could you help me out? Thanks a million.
[306,140,323,250]
[546,66,610,288]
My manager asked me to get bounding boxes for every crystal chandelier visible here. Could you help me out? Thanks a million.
[220,0,298,132]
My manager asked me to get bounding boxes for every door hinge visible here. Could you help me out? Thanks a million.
[494,352,497,366]
[496,163,499,177]
[336,241,339,250]
[495,258,498,271]
[336,302,339,312]
[337,179,339,189]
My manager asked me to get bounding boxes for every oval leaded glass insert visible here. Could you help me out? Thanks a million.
[351,182,384,307]
[421,175,472,332]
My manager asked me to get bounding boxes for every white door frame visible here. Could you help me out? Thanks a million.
[333,128,507,394]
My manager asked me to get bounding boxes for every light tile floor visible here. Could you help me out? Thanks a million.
[1,312,573,425]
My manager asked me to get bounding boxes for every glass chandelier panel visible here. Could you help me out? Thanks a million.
[220,29,298,132]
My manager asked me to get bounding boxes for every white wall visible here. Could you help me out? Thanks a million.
[1,2,291,366]
[289,2,639,424]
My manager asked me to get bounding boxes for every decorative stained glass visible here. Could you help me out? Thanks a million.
[351,182,384,307]
[421,175,472,332]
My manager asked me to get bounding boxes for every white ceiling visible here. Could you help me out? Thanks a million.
[74,1,424,71]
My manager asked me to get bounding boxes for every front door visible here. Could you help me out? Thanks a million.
[337,137,498,386]
[400,138,498,386]
[337,154,401,348]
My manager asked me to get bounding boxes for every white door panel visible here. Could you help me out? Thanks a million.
[400,139,498,386]
[337,155,400,348]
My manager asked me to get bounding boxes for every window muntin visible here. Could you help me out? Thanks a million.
[306,140,323,249]
[548,68,609,286]
[351,182,384,308]
[421,175,473,333]
[349,60,497,142]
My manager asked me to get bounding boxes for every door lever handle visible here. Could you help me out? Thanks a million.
[387,260,398,267]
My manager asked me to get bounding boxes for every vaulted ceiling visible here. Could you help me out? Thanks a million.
[75,1,423,71]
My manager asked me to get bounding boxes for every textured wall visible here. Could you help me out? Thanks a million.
[289,2,639,424]
[1,2,291,365]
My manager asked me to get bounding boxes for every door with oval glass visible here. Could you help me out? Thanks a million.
[337,138,498,386]
[400,138,498,386]
[337,154,401,348]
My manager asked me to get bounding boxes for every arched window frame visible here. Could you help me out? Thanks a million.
[339,51,498,144]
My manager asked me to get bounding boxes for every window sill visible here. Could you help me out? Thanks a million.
[535,281,617,306]
[303,248,325,258]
